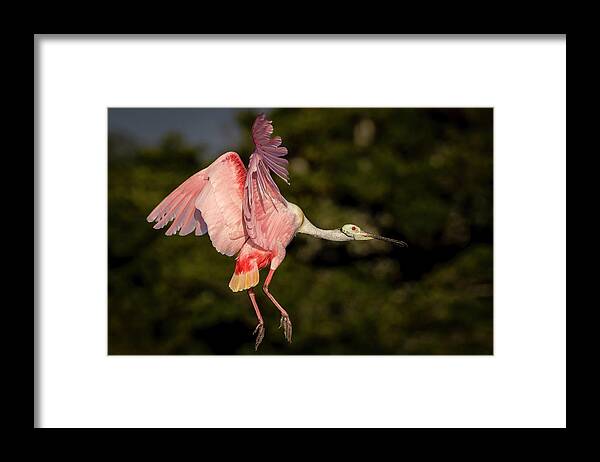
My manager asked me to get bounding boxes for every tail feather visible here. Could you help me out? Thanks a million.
[229,267,260,292]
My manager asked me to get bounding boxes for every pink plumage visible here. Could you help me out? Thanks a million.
[146,151,247,256]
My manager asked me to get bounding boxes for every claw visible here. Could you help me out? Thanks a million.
[279,316,292,343]
[253,323,265,351]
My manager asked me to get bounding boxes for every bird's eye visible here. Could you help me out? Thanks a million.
[351,226,357,231]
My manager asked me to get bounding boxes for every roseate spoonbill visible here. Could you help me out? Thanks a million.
[147,113,406,350]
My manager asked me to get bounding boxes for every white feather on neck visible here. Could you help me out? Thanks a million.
[296,214,353,242]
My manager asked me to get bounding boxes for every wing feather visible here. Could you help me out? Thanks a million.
[243,114,291,248]
[147,151,247,256]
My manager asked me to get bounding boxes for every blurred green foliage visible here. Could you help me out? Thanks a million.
[108,108,493,354]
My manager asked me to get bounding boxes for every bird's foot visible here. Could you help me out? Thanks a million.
[253,322,265,351]
[278,316,293,343]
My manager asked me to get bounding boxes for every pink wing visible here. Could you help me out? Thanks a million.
[146,151,247,256]
[243,114,291,250]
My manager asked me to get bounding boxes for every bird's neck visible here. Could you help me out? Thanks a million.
[296,216,352,242]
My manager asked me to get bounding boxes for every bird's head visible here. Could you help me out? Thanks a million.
[341,224,407,246]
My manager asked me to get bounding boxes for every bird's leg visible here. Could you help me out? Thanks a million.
[262,269,292,343]
[248,288,265,351]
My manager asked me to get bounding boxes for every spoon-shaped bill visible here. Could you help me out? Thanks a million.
[367,233,408,247]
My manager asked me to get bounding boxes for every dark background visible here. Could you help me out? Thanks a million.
[108,108,493,355]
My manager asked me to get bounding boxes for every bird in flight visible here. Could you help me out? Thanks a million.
[147,113,406,350]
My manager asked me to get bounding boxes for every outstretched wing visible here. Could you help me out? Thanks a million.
[146,151,247,256]
[243,114,290,249]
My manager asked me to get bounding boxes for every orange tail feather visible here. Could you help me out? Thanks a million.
[229,267,260,292]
